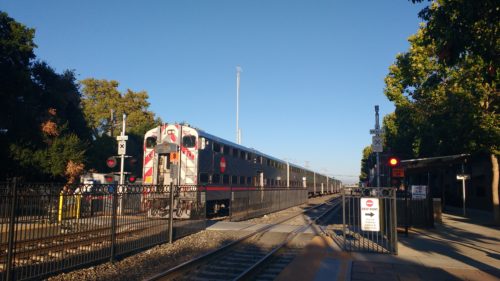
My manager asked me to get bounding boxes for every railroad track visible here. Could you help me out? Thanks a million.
[0,219,162,266]
[146,196,342,281]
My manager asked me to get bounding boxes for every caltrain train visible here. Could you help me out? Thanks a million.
[142,123,341,216]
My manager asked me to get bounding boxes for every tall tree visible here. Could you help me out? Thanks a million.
[359,146,373,183]
[384,1,499,222]
[0,12,89,182]
[81,78,161,176]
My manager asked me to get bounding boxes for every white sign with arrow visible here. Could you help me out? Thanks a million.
[360,198,380,231]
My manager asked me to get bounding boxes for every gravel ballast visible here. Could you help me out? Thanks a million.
[47,194,338,281]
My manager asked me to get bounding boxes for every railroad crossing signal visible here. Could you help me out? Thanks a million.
[106,157,117,168]
[388,156,400,167]
[127,174,137,183]
[372,135,383,152]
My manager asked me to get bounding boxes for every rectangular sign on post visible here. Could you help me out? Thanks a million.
[118,140,126,155]
[411,185,427,199]
[392,167,405,178]
[360,198,380,231]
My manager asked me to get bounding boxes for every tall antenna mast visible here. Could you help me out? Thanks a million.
[236,65,242,144]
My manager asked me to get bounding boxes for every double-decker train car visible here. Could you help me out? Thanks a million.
[142,123,341,216]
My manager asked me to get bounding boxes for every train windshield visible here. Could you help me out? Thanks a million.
[183,136,196,148]
[145,137,157,149]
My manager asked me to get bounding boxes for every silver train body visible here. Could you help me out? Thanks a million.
[142,123,342,213]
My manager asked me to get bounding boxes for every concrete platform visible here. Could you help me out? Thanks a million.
[276,211,500,281]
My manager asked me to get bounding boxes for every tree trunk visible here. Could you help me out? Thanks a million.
[491,154,499,225]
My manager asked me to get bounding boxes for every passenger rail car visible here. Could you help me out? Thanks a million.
[142,123,341,215]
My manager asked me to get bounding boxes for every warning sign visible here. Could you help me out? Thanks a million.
[360,198,380,232]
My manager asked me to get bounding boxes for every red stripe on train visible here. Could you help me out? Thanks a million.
[198,186,259,191]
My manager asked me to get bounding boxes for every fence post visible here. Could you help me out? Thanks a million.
[110,184,118,263]
[169,183,174,243]
[404,183,409,237]
[229,185,233,220]
[392,189,398,254]
[342,189,346,251]
[6,179,18,281]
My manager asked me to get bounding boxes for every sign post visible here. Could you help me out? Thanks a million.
[411,185,427,200]
[360,198,380,231]
[456,174,470,217]
[116,114,128,215]
[370,106,385,188]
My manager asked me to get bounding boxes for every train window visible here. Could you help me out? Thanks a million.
[223,145,230,155]
[223,174,230,185]
[212,174,220,184]
[233,149,239,158]
[247,177,252,185]
[246,153,252,161]
[266,159,271,166]
[199,173,209,184]
[213,142,221,153]
[239,176,245,185]
[258,156,263,164]
[183,136,196,148]
[145,137,157,149]
[231,175,238,185]
[240,151,246,160]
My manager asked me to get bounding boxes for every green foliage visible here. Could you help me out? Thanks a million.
[383,1,499,157]
[80,78,161,175]
[0,12,89,181]
[359,146,373,182]
[80,78,161,137]
[41,133,86,179]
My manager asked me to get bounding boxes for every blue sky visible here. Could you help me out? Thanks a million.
[1,1,427,184]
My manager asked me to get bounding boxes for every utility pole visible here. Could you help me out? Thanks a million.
[109,109,115,137]
[236,65,242,144]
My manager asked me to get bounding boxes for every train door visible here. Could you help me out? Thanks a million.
[157,153,175,185]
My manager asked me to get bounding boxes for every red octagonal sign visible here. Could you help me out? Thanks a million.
[220,157,226,173]
[366,200,374,207]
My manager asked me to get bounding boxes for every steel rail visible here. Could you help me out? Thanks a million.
[146,196,341,281]
[233,199,342,281]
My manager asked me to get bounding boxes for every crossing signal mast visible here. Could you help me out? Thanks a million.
[370,105,385,187]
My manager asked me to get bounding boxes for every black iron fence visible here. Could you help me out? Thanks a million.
[230,188,308,221]
[396,186,434,229]
[341,187,398,254]
[0,182,205,281]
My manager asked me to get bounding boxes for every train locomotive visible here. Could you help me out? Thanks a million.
[142,123,341,217]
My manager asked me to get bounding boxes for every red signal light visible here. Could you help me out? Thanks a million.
[106,157,117,168]
[388,157,399,167]
[104,175,114,183]
[127,175,137,183]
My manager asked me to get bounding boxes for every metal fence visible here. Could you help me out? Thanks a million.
[396,189,434,228]
[342,187,397,254]
[230,188,308,221]
[0,182,205,281]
